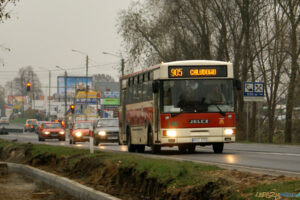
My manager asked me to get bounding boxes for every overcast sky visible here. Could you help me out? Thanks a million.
[0,0,133,95]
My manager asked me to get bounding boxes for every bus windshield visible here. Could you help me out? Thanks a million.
[162,79,234,113]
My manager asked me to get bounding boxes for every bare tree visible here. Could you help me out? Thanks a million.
[277,0,300,143]
[253,1,289,142]
[0,0,19,66]
[0,0,18,22]
[6,66,43,97]
[117,0,297,143]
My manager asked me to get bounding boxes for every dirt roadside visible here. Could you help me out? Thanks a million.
[1,142,300,200]
[0,164,76,200]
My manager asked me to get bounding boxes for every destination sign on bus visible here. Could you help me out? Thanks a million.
[168,65,227,78]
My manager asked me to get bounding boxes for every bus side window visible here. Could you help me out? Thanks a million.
[133,76,139,103]
[137,82,142,103]
[147,81,153,100]
[127,78,133,104]
[142,82,148,101]
[137,75,143,103]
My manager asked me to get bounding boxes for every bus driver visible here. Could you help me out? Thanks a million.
[206,86,225,104]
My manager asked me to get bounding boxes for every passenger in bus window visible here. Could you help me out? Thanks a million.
[206,86,225,104]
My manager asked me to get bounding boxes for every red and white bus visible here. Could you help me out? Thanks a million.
[119,60,241,153]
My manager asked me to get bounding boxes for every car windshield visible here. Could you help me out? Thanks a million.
[74,122,92,129]
[1,117,8,120]
[162,79,234,113]
[27,120,37,125]
[43,123,61,128]
[97,119,118,127]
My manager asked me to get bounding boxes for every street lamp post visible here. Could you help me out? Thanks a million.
[102,52,125,76]
[38,67,51,120]
[102,51,125,138]
[71,49,89,120]
[56,66,68,129]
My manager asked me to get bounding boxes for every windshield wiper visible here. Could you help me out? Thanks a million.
[170,112,182,117]
[212,104,226,116]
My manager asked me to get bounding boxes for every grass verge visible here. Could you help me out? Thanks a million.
[9,118,27,124]
[0,139,299,199]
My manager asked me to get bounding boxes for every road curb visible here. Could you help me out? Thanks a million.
[2,162,121,200]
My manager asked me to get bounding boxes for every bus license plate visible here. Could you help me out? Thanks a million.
[108,136,117,140]
[192,138,208,143]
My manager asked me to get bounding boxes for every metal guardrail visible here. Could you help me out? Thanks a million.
[0,126,23,135]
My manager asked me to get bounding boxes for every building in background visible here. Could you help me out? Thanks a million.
[57,76,92,102]
[94,82,119,118]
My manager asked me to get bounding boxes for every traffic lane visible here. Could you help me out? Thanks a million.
[94,144,300,174]
[221,143,300,154]
[4,131,300,154]
[0,123,24,129]
[2,133,300,174]
[166,149,300,173]
[92,143,300,174]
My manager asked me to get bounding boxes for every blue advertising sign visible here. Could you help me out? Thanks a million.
[57,76,92,96]
[76,98,97,105]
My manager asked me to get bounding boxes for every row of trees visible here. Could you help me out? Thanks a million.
[117,0,299,142]
[4,66,43,98]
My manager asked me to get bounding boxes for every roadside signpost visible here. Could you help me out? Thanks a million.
[243,82,265,142]
[243,82,265,102]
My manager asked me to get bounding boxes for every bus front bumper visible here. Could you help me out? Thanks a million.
[160,127,236,146]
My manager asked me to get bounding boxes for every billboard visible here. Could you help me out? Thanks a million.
[75,91,99,105]
[102,91,119,98]
[101,98,119,105]
[7,96,25,105]
[57,76,92,97]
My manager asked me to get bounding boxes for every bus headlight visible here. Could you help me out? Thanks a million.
[224,129,235,135]
[166,130,176,137]
[98,131,106,136]
[75,132,82,137]
[59,131,65,135]
[44,131,50,135]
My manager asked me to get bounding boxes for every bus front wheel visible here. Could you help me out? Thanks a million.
[127,130,136,152]
[212,143,224,153]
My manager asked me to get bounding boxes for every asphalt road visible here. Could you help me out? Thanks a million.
[1,128,300,177]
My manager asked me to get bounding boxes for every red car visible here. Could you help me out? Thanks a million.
[38,122,65,141]
[69,121,93,144]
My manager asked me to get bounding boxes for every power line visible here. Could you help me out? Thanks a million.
[0,62,119,73]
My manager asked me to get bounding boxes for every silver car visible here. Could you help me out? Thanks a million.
[93,118,119,145]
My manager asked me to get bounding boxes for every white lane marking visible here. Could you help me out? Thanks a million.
[198,146,300,157]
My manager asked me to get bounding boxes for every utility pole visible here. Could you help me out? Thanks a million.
[85,55,89,120]
[48,71,51,120]
[31,71,35,110]
[121,58,125,76]
[64,70,68,127]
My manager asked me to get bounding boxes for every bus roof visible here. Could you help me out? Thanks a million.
[120,60,231,80]
[163,60,231,65]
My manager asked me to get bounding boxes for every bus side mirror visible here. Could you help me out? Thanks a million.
[234,79,242,91]
[152,81,160,93]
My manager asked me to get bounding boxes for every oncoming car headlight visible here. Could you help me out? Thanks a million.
[224,129,235,135]
[44,131,50,135]
[59,131,65,135]
[98,131,106,136]
[75,132,82,137]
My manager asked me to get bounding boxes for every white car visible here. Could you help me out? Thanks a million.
[0,117,9,125]
[93,118,119,145]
